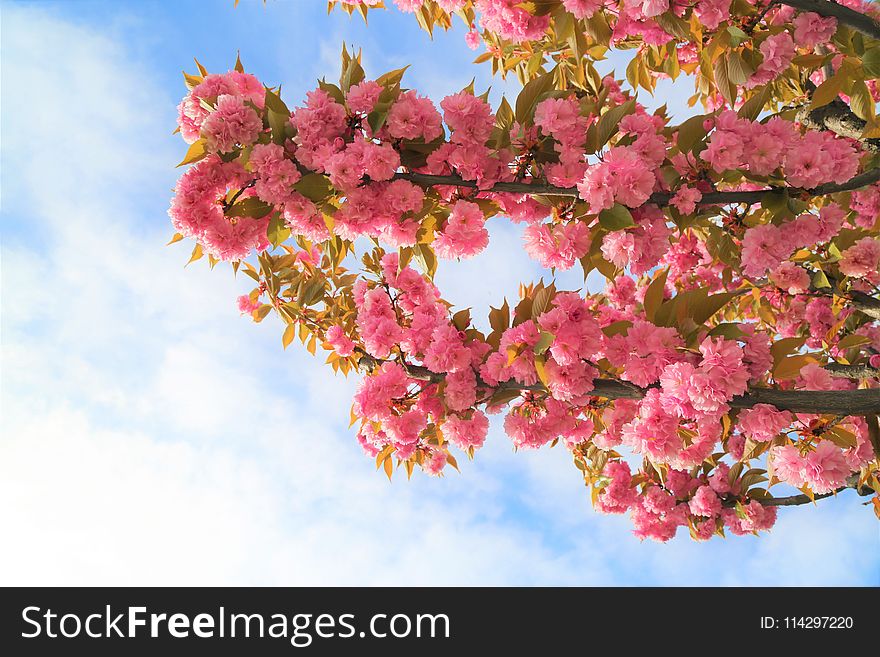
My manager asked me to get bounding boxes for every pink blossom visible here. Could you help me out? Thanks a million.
[579,146,656,210]
[441,92,494,145]
[249,143,302,205]
[423,323,472,373]
[670,186,702,215]
[386,90,444,142]
[770,262,810,294]
[562,0,602,18]
[326,325,356,357]
[737,404,792,442]
[445,368,478,411]
[177,71,264,144]
[741,223,789,277]
[442,410,489,451]
[851,184,880,229]
[600,206,670,275]
[523,221,591,270]
[723,501,777,535]
[594,462,639,514]
[804,440,851,494]
[433,200,489,259]
[393,0,423,12]
[769,444,807,487]
[793,12,838,47]
[748,32,795,88]
[689,486,722,518]
[201,94,263,153]
[353,361,411,422]
[237,294,260,314]
[475,0,550,43]
[839,237,880,278]
[695,0,731,29]
[347,80,383,114]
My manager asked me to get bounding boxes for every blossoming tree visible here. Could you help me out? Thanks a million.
[169,0,880,541]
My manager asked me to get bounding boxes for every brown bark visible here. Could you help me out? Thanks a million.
[358,355,880,415]
[777,0,880,41]
[393,167,880,205]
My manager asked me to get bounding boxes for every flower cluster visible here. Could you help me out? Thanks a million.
[703,111,859,188]
[170,38,880,543]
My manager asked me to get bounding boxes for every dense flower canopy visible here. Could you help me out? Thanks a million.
[171,0,880,541]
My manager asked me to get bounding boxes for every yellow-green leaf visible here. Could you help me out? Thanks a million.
[810,71,845,109]
[598,204,635,231]
[282,323,296,350]
[643,269,668,322]
[177,140,207,167]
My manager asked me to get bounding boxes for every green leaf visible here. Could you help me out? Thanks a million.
[602,320,632,337]
[812,269,831,289]
[849,79,875,121]
[193,58,208,77]
[375,66,409,88]
[725,51,754,87]
[531,285,555,319]
[654,12,692,41]
[264,88,289,115]
[452,308,471,331]
[515,70,556,125]
[596,99,636,149]
[688,290,738,325]
[708,323,745,340]
[824,426,858,449]
[737,86,770,121]
[643,269,668,322]
[267,213,291,247]
[655,288,738,328]
[488,300,510,334]
[773,354,814,380]
[598,204,635,231]
[318,79,346,105]
[339,49,365,92]
[810,70,845,109]
[675,113,709,153]
[534,331,554,355]
[298,277,326,307]
[282,323,296,349]
[177,139,207,167]
[583,12,612,45]
[186,243,203,266]
[714,53,737,106]
[412,243,437,279]
[726,26,749,47]
[534,355,550,386]
[863,47,880,79]
[293,173,333,203]
[487,387,523,408]
[227,197,273,218]
[771,336,807,365]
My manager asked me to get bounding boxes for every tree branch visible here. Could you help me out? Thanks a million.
[797,94,880,153]
[725,475,872,507]
[752,486,845,507]
[358,354,880,415]
[867,414,880,460]
[825,362,880,379]
[777,0,880,41]
[393,167,880,206]
[849,290,880,321]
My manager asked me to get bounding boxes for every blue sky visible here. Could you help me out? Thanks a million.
[1,0,878,586]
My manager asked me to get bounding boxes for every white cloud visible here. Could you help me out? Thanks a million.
[1,3,877,587]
